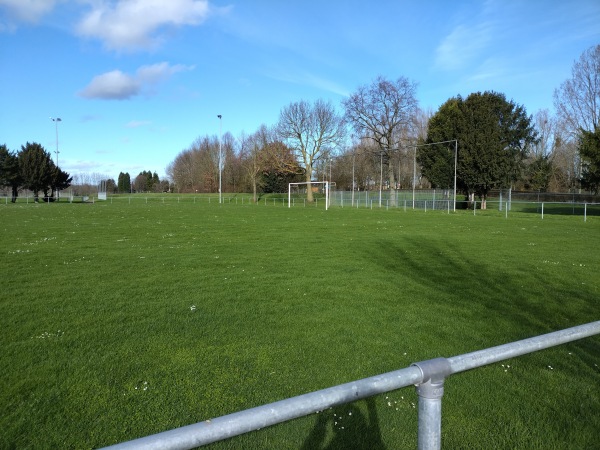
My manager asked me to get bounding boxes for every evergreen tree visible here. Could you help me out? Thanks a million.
[18,142,54,202]
[117,172,131,193]
[0,144,21,202]
[420,92,538,208]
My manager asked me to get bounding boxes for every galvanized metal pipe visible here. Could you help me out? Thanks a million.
[447,320,600,375]
[417,395,443,450]
[411,321,600,449]
[102,321,600,450]
[412,358,452,450]
[102,366,424,449]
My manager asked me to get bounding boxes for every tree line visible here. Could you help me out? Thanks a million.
[167,44,600,205]
[0,141,170,200]
[3,46,598,204]
[0,142,72,202]
[115,171,170,194]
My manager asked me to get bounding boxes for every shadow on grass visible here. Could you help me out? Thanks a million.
[516,204,600,216]
[369,237,598,345]
[301,398,386,450]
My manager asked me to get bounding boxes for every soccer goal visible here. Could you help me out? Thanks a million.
[288,181,330,210]
[97,180,107,201]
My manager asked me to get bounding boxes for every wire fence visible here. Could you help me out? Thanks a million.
[3,190,600,220]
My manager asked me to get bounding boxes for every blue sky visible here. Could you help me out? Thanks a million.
[1,0,599,181]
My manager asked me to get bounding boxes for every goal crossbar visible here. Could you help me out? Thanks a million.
[288,181,330,210]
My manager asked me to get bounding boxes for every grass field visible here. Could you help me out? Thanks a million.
[1,197,599,449]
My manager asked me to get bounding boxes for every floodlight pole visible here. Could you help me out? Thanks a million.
[50,117,62,201]
[413,147,416,209]
[379,152,383,208]
[453,139,457,212]
[50,117,61,166]
[218,115,222,204]
[351,153,355,207]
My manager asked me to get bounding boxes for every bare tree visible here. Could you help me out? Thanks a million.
[166,150,196,192]
[221,132,239,193]
[343,75,419,205]
[133,173,147,192]
[414,107,433,142]
[554,44,600,138]
[277,99,345,202]
[532,109,557,158]
[240,128,265,202]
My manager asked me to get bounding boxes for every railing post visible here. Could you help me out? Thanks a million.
[412,358,452,450]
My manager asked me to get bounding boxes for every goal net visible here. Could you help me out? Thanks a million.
[288,181,330,210]
[97,180,107,201]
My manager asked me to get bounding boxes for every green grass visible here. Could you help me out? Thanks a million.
[1,198,599,449]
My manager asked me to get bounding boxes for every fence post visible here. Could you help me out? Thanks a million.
[584,203,587,222]
[542,202,544,220]
[412,358,452,450]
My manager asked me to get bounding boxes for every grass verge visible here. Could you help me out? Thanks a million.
[1,199,598,449]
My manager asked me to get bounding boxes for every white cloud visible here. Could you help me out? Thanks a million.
[76,0,211,51]
[78,62,194,100]
[79,69,140,100]
[0,0,57,30]
[435,22,494,71]
[267,68,349,97]
[0,0,57,23]
[136,62,194,83]
[126,120,152,128]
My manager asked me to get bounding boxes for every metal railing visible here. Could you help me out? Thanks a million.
[103,321,600,450]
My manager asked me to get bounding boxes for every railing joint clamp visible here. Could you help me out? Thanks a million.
[411,357,452,399]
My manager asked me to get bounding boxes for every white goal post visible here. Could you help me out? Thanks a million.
[97,180,107,201]
[288,181,330,210]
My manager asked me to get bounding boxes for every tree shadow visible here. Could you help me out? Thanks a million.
[518,204,600,217]
[301,398,386,450]
[367,237,599,345]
